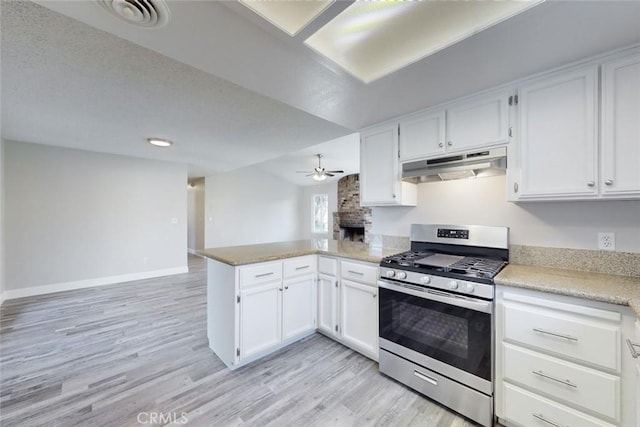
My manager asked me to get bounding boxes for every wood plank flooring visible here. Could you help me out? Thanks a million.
[1,254,476,426]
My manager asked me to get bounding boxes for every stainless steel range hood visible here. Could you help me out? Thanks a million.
[402,147,507,182]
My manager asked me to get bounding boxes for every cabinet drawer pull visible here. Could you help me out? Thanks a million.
[626,338,640,359]
[295,265,310,270]
[347,270,364,276]
[587,181,595,187]
[255,272,274,278]
[533,413,568,427]
[532,370,577,388]
[604,179,614,186]
[532,328,578,342]
[414,370,438,386]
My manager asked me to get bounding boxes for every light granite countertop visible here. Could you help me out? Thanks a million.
[495,264,640,317]
[198,239,403,266]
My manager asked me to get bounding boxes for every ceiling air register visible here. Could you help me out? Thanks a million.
[97,0,170,28]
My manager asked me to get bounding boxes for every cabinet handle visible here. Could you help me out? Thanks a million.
[532,413,568,427]
[295,265,310,270]
[414,370,438,386]
[447,141,453,146]
[278,288,283,292]
[335,281,338,288]
[255,272,274,278]
[532,328,578,342]
[438,142,444,148]
[284,286,289,290]
[392,194,396,198]
[605,179,614,186]
[626,339,640,359]
[532,370,577,388]
[513,182,519,193]
[372,293,377,298]
[587,181,595,187]
[348,270,364,276]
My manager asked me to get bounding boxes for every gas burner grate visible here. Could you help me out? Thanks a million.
[449,257,507,278]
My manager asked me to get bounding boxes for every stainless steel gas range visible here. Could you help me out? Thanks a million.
[378,224,509,427]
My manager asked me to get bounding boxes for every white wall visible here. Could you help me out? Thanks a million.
[4,141,188,295]
[371,175,640,253]
[187,178,205,252]
[205,167,303,248]
[300,180,338,240]
[0,139,5,304]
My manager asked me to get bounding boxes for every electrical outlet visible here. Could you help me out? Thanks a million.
[598,232,615,251]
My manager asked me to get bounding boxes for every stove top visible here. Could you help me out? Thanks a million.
[381,250,507,282]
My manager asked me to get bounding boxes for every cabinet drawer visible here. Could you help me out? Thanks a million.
[283,256,317,279]
[318,256,338,276]
[503,343,620,420]
[503,382,617,427]
[503,302,620,370]
[340,261,378,284]
[239,262,282,288]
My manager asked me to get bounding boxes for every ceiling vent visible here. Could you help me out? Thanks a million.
[98,0,170,28]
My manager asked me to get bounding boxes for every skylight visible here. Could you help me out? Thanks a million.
[239,0,335,36]
[304,0,544,83]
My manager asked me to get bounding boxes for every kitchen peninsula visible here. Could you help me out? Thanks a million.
[199,239,401,369]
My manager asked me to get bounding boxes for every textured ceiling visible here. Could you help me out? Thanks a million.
[0,0,349,177]
[2,0,640,181]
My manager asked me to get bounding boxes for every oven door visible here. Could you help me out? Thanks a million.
[378,278,493,393]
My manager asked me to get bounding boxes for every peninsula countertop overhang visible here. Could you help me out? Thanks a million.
[198,239,403,266]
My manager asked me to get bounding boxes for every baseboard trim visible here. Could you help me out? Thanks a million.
[3,266,189,301]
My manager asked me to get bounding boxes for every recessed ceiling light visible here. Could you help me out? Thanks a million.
[239,0,334,36]
[147,137,173,147]
[305,0,544,83]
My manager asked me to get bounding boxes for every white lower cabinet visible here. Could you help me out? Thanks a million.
[240,280,282,360]
[282,274,316,341]
[317,272,338,336]
[496,286,637,427]
[340,278,378,360]
[317,257,379,361]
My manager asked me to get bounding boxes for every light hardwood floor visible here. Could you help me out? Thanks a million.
[1,254,476,426]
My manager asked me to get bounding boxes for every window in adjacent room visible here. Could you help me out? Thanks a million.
[312,193,328,234]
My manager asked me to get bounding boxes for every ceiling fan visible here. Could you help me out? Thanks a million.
[297,154,344,181]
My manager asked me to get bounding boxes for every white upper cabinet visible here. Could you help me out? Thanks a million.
[399,108,446,161]
[512,65,599,200]
[398,89,510,162]
[360,123,417,206]
[601,51,640,198]
[446,89,511,154]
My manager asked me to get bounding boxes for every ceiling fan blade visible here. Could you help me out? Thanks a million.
[325,170,344,174]
[325,173,335,177]
[305,173,315,177]
[296,171,313,173]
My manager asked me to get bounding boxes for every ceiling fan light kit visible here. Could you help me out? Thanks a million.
[297,153,344,182]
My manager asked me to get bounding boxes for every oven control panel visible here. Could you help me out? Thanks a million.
[437,228,469,239]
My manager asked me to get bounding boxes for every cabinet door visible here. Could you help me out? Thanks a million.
[282,275,316,341]
[239,281,281,360]
[399,108,446,160]
[517,66,599,199]
[340,279,378,359]
[360,124,400,205]
[601,52,640,198]
[446,89,510,153]
[317,273,338,336]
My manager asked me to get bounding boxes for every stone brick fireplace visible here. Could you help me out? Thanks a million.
[332,174,372,243]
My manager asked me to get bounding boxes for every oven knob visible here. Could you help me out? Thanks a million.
[448,281,458,290]
[386,270,396,278]
[463,283,475,293]
[397,271,407,280]
[420,276,431,285]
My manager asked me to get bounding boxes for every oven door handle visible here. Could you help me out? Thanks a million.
[377,279,492,314]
